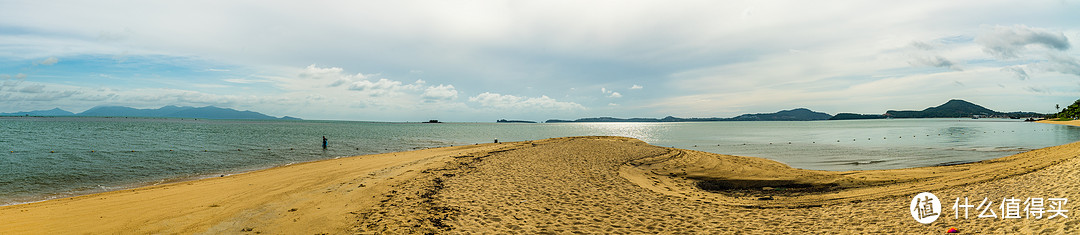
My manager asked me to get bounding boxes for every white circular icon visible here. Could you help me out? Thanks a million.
[910,192,941,224]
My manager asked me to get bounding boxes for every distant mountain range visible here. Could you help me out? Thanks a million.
[543,99,1045,123]
[833,99,1041,120]
[0,108,76,116]
[2,99,1043,122]
[496,119,538,123]
[545,108,832,123]
[0,105,301,120]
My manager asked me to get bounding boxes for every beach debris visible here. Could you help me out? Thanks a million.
[946,227,959,233]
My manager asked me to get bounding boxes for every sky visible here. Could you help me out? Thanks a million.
[2,0,1080,121]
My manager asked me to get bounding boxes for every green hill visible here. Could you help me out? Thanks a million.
[885,99,1000,118]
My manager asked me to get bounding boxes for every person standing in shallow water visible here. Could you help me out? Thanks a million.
[322,136,328,149]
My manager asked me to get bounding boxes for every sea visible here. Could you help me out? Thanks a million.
[2,117,1078,205]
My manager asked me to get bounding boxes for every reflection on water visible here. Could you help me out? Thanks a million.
[574,122,667,143]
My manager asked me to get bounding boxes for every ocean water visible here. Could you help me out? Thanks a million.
[1,117,1078,205]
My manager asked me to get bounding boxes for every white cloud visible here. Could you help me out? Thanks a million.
[348,78,424,97]
[601,87,622,98]
[3,1,1080,119]
[298,64,346,80]
[1042,53,1080,77]
[1001,66,1029,80]
[469,92,585,111]
[976,25,1071,59]
[18,84,46,93]
[223,78,268,84]
[38,57,58,65]
[421,84,458,102]
[910,55,960,71]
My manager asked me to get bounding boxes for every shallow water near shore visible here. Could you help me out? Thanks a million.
[1,117,1077,205]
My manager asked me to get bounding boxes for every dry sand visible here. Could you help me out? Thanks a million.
[3,130,1080,233]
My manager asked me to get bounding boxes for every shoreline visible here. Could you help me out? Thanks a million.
[0,142,517,234]
[3,132,1079,233]
[0,153,351,207]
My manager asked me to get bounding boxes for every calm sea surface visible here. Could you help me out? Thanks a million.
[2,117,1078,205]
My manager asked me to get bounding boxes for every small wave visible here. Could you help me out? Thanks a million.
[841,160,887,165]
[818,159,889,166]
[945,147,1030,152]
[935,160,976,166]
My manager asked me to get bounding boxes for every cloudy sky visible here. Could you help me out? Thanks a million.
[2,1,1080,121]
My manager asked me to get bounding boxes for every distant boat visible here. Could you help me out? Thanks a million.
[425,120,442,123]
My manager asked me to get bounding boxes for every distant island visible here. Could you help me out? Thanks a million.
[547,99,1045,123]
[496,119,538,123]
[546,108,832,123]
[833,99,1042,120]
[0,108,76,116]
[0,105,301,120]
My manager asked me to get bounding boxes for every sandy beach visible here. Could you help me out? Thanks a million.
[3,131,1079,233]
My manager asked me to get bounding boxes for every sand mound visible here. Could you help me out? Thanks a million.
[625,141,1080,207]
[353,136,1080,233]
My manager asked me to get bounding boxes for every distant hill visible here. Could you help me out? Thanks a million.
[1052,98,1080,119]
[545,108,832,123]
[885,99,1001,118]
[0,108,75,116]
[830,99,1044,120]
[496,119,537,123]
[829,113,887,120]
[75,105,300,120]
[727,108,832,121]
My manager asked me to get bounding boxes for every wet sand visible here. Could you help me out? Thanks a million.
[3,133,1079,233]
